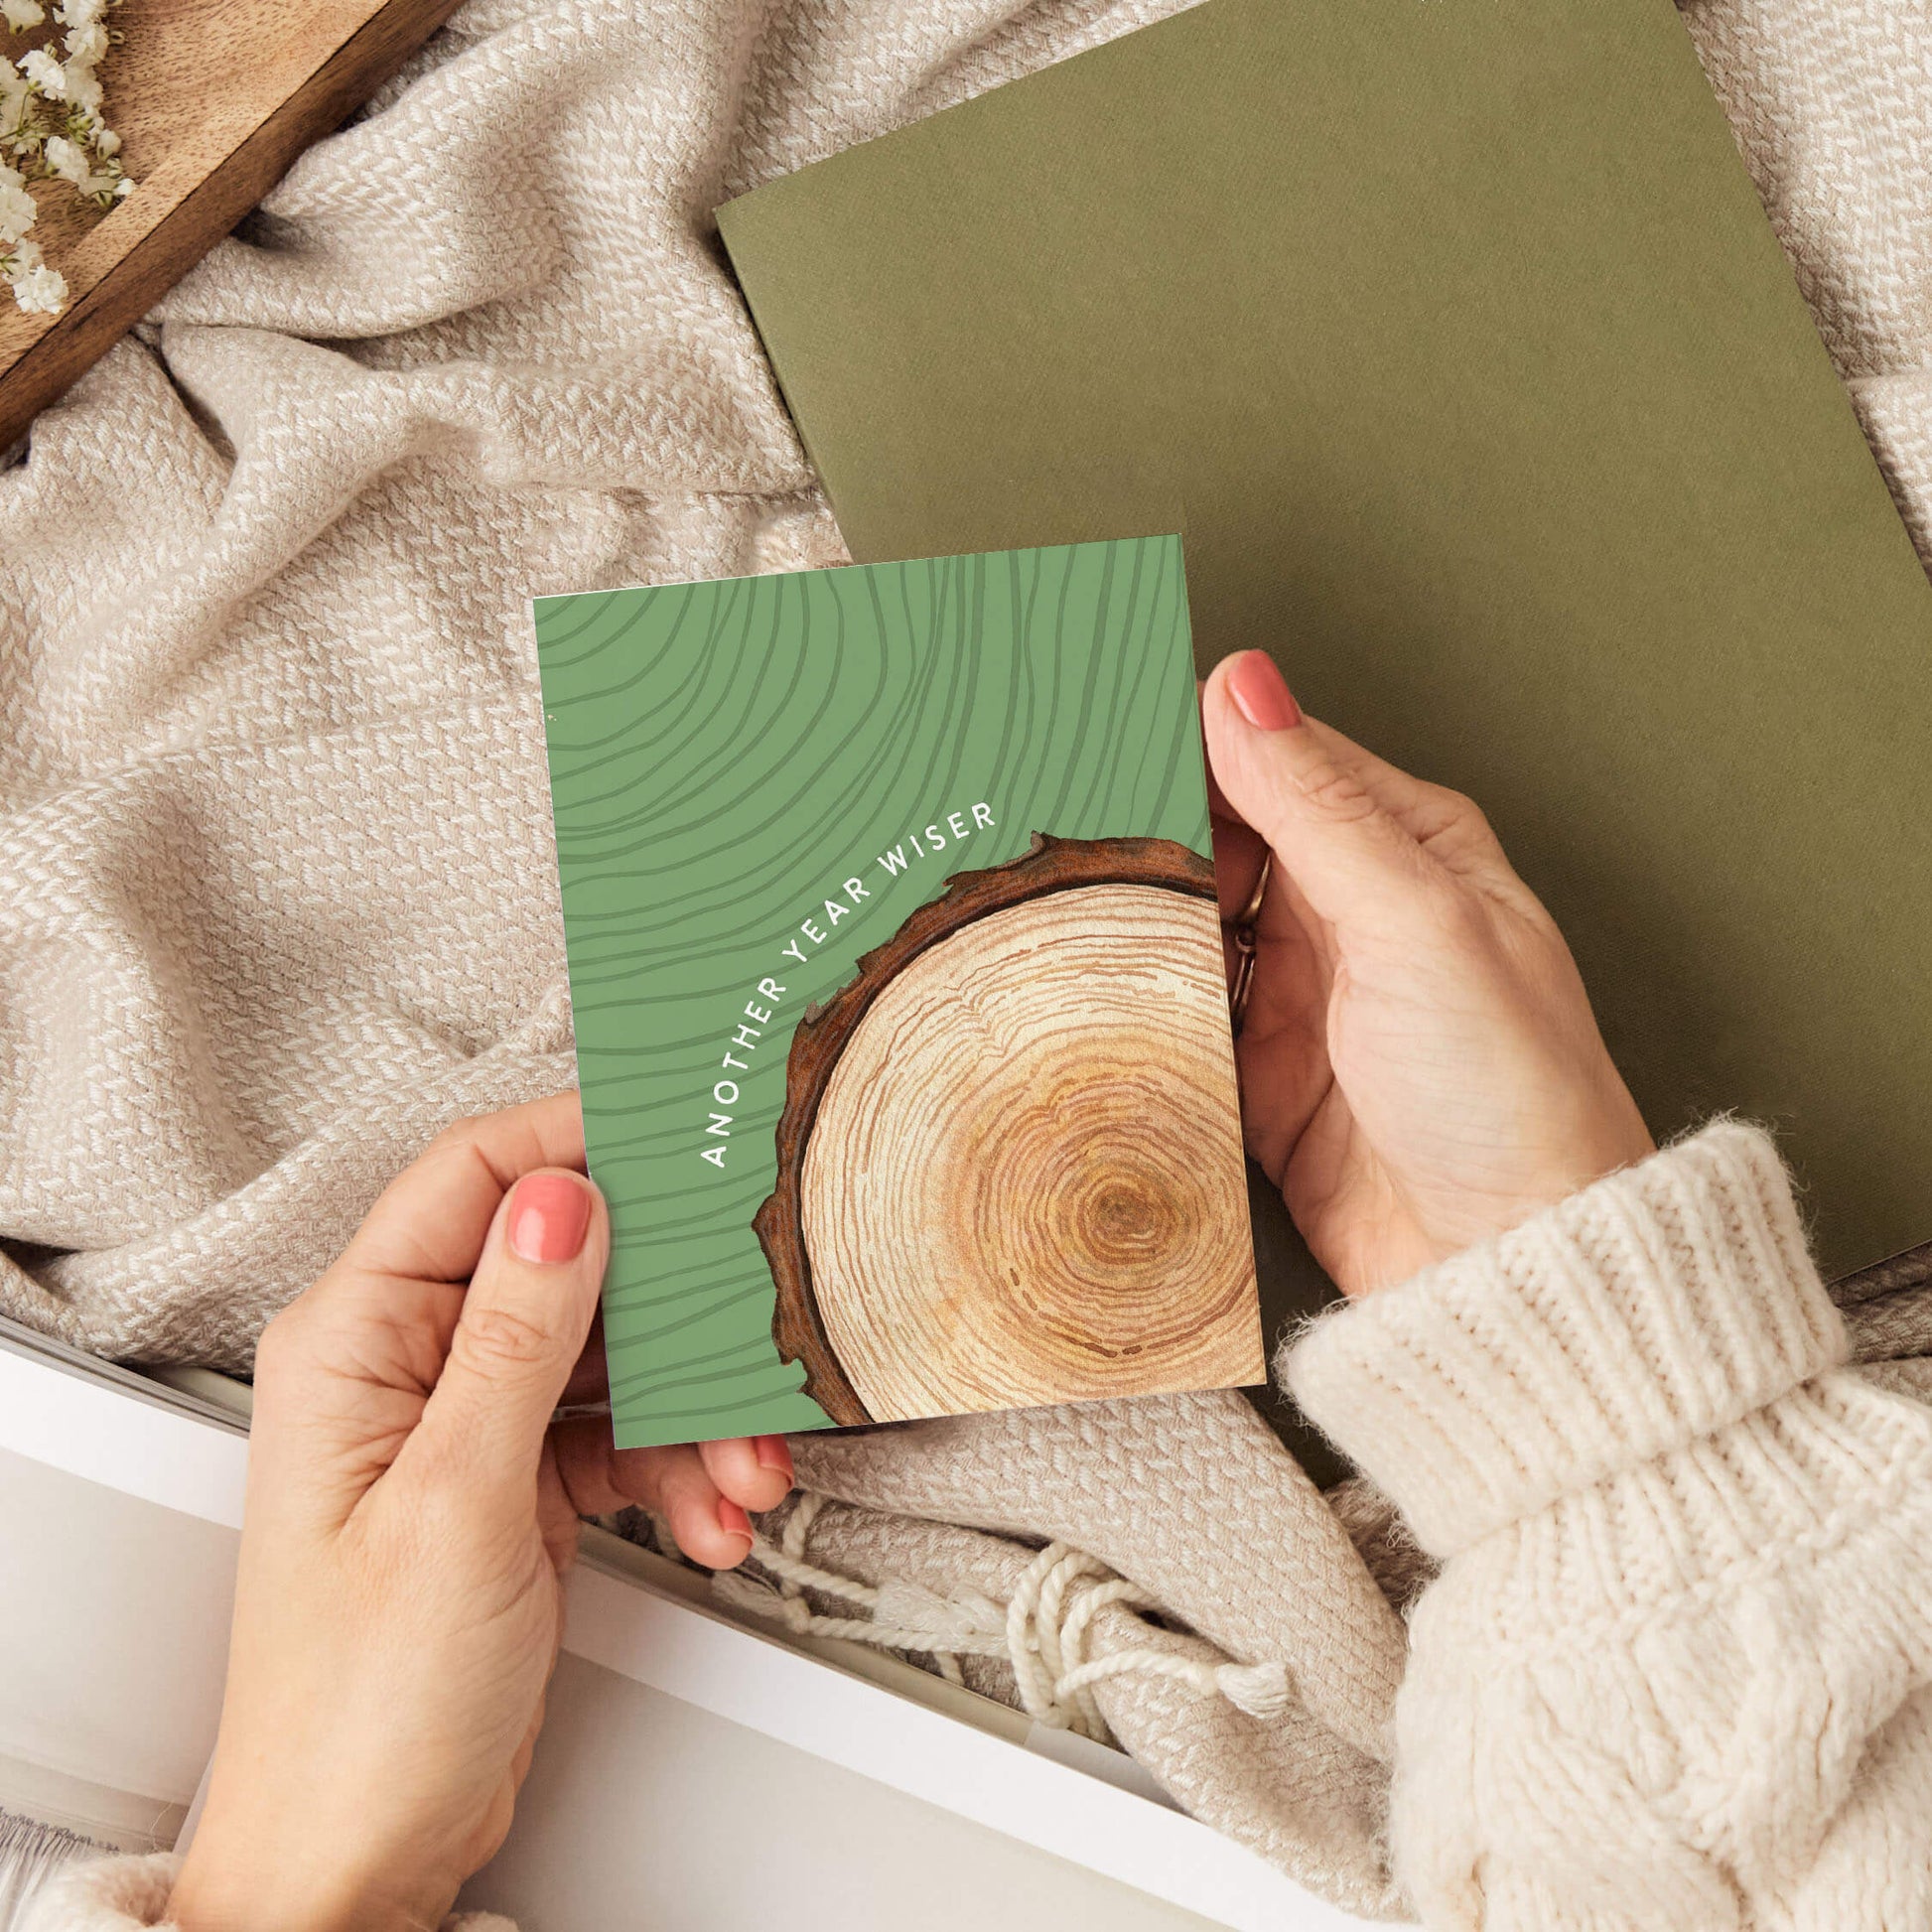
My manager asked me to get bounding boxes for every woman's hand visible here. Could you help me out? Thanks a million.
[168,1094,793,1932]
[1203,651,1653,1299]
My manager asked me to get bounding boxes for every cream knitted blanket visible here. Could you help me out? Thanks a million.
[3,0,1931,1916]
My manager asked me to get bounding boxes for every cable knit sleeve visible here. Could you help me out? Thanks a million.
[18,1854,518,1931]
[1286,1121,1932,1931]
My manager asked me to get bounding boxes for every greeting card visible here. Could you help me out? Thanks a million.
[534,536,1264,1449]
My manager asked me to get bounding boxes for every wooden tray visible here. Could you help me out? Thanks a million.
[0,0,462,451]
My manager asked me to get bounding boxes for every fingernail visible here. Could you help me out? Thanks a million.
[507,1173,593,1264]
[717,1498,754,1545]
[1226,651,1302,732]
[756,1435,794,1483]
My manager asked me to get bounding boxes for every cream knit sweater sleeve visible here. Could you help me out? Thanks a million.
[17,1854,518,1931]
[1287,1120,1932,1931]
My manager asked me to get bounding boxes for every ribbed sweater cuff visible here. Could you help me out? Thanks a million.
[1284,1122,1848,1558]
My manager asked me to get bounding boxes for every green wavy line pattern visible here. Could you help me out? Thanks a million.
[533,536,1209,1449]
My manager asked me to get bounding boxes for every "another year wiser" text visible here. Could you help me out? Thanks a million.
[696,802,997,1168]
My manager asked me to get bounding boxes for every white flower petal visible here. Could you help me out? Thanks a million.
[20,46,64,93]
[9,257,65,311]
[0,174,35,243]
[44,131,85,180]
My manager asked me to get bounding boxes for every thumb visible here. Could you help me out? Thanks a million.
[413,1169,610,1495]
[1202,651,1433,937]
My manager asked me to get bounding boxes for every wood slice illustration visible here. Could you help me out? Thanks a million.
[753,835,1264,1425]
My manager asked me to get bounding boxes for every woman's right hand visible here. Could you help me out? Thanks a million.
[1201,650,1654,1300]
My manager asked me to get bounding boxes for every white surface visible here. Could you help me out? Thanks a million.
[0,1754,188,1854]
[0,1350,246,1530]
[465,1652,1226,1932]
[0,1448,234,1807]
[0,1348,1372,1931]
[564,1560,1341,1931]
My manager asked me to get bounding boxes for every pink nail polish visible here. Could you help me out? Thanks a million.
[507,1173,593,1264]
[1226,651,1302,732]
[717,1498,754,1543]
[756,1435,794,1483]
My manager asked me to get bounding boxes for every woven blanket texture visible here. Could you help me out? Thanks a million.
[3,0,1931,1914]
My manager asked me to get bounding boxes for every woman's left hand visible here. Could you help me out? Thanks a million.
[168,1093,793,1932]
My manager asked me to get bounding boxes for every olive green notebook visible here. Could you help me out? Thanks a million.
[717,0,1932,1298]
[535,537,1265,1449]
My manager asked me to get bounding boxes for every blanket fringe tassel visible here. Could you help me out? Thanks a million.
[710,1491,1291,1743]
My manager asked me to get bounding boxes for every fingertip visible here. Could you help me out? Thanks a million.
[1200,649,1248,718]
[504,1169,598,1266]
[646,1449,755,1569]
[755,1434,794,1487]
[699,1434,794,1513]
[1199,653,1258,777]
[712,1498,757,1571]
[1222,649,1302,732]
[676,1492,755,1571]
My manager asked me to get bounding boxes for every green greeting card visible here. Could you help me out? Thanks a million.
[534,536,1264,1449]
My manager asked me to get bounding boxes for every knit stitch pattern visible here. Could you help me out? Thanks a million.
[1290,1125,1932,1929]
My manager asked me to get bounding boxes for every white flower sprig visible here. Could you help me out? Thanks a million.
[0,0,133,317]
